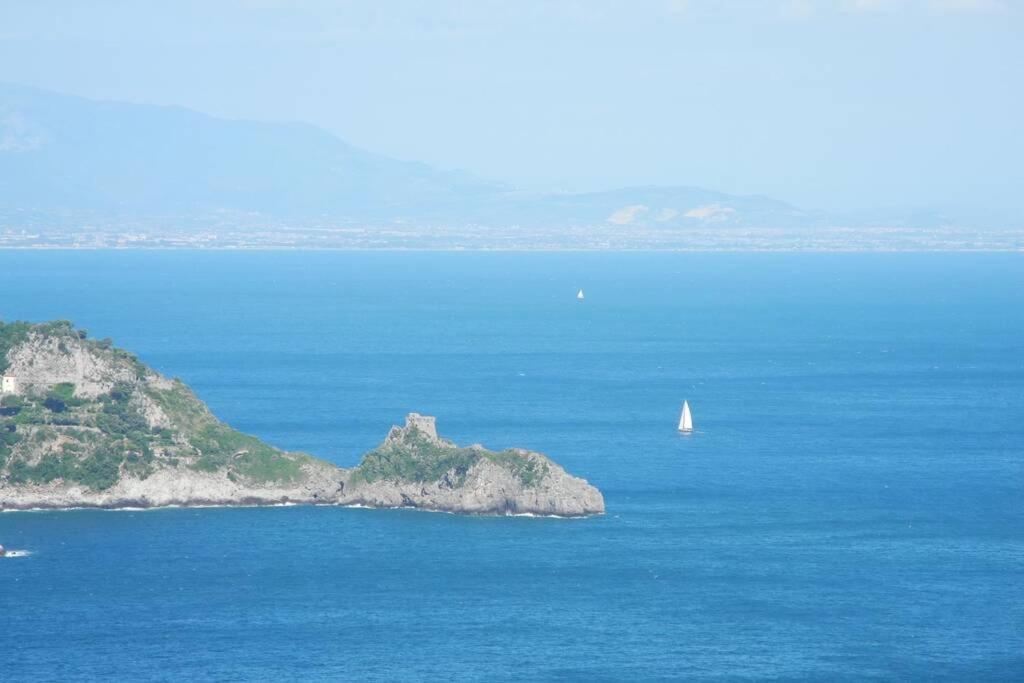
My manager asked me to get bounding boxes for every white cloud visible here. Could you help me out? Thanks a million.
[927,0,1007,12]
[664,0,690,14]
[844,0,896,11]
[787,0,1008,14]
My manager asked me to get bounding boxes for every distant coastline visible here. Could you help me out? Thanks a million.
[1,226,1021,252]
[2,83,1021,253]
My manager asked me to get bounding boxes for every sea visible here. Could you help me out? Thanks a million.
[0,251,1022,681]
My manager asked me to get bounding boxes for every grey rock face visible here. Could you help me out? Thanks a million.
[339,419,605,517]
[0,458,346,511]
[340,453,605,517]
[6,332,138,398]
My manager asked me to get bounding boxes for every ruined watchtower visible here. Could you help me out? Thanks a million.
[404,413,438,440]
[0,375,16,395]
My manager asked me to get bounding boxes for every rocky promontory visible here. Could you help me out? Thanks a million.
[341,414,604,517]
[0,320,604,517]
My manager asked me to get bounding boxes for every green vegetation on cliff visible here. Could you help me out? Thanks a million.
[350,426,549,488]
[146,383,301,482]
[0,319,308,491]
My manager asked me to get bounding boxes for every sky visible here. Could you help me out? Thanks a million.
[1,0,1021,212]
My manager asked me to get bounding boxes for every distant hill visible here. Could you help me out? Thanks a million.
[0,82,806,227]
[0,82,508,221]
[0,82,1014,231]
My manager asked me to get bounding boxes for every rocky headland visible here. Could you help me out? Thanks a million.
[0,320,604,517]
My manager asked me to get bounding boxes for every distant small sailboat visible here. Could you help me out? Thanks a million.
[678,400,693,432]
[577,288,585,300]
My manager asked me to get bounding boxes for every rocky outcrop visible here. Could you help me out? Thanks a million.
[339,458,604,517]
[0,320,604,517]
[339,425,605,517]
[5,328,140,398]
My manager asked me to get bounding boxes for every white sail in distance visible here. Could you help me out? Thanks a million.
[678,401,693,432]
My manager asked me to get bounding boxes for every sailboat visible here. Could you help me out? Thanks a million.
[678,400,693,432]
[576,289,585,300]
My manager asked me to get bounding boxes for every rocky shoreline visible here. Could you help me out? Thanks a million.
[0,434,605,518]
[0,321,604,518]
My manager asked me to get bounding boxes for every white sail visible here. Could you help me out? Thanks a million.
[678,400,693,432]
[577,289,585,300]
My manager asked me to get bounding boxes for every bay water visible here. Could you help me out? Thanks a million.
[1,251,1021,680]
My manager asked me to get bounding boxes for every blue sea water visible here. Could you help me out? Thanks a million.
[0,251,1022,681]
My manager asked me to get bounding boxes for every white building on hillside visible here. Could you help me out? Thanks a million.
[1,375,17,394]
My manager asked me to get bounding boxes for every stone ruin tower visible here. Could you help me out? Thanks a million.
[404,413,438,440]
[0,375,17,395]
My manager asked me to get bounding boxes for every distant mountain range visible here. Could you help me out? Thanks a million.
[0,82,1014,230]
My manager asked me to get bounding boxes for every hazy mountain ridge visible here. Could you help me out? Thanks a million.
[0,83,801,228]
[0,82,506,220]
[0,82,1016,232]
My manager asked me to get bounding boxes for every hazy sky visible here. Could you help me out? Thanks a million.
[1,0,1021,211]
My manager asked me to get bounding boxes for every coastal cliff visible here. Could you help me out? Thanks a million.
[0,320,603,517]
